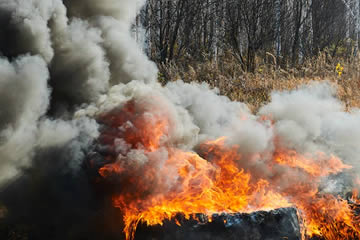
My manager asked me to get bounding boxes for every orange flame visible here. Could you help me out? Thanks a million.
[97,100,360,240]
[275,150,352,177]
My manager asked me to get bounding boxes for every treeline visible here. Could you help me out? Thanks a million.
[136,0,359,72]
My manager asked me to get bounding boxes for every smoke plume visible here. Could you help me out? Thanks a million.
[0,0,359,239]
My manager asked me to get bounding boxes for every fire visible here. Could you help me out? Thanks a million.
[275,150,352,177]
[95,99,360,240]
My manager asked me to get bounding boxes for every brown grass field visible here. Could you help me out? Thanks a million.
[159,52,360,112]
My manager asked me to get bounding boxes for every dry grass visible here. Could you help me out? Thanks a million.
[159,52,360,112]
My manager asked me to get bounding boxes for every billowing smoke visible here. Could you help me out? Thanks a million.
[260,83,360,167]
[0,0,156,182]
[1,0,360,239]
[0,0,155,238]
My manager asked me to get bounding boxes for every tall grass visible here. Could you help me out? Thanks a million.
[158,52,360,112]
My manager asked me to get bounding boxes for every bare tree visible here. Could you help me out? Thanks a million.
[138,0,358,72]
[275,0,281,59]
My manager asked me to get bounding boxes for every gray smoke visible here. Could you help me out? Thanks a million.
[0,0,359,239]
[0,1,152,238]
[0,0,154,185]
[0,55,49,182]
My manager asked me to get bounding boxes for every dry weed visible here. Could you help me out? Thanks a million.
[159,54,360,112]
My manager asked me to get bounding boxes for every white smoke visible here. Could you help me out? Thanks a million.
[0,0,359,196]
[260,83,360,171]
[165,81,273,154]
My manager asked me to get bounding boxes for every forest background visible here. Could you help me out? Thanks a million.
[135,0,360,111]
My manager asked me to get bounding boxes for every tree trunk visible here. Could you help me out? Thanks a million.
[275,0,282,60]
[292,0,302,66]
[354,0,359,56]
